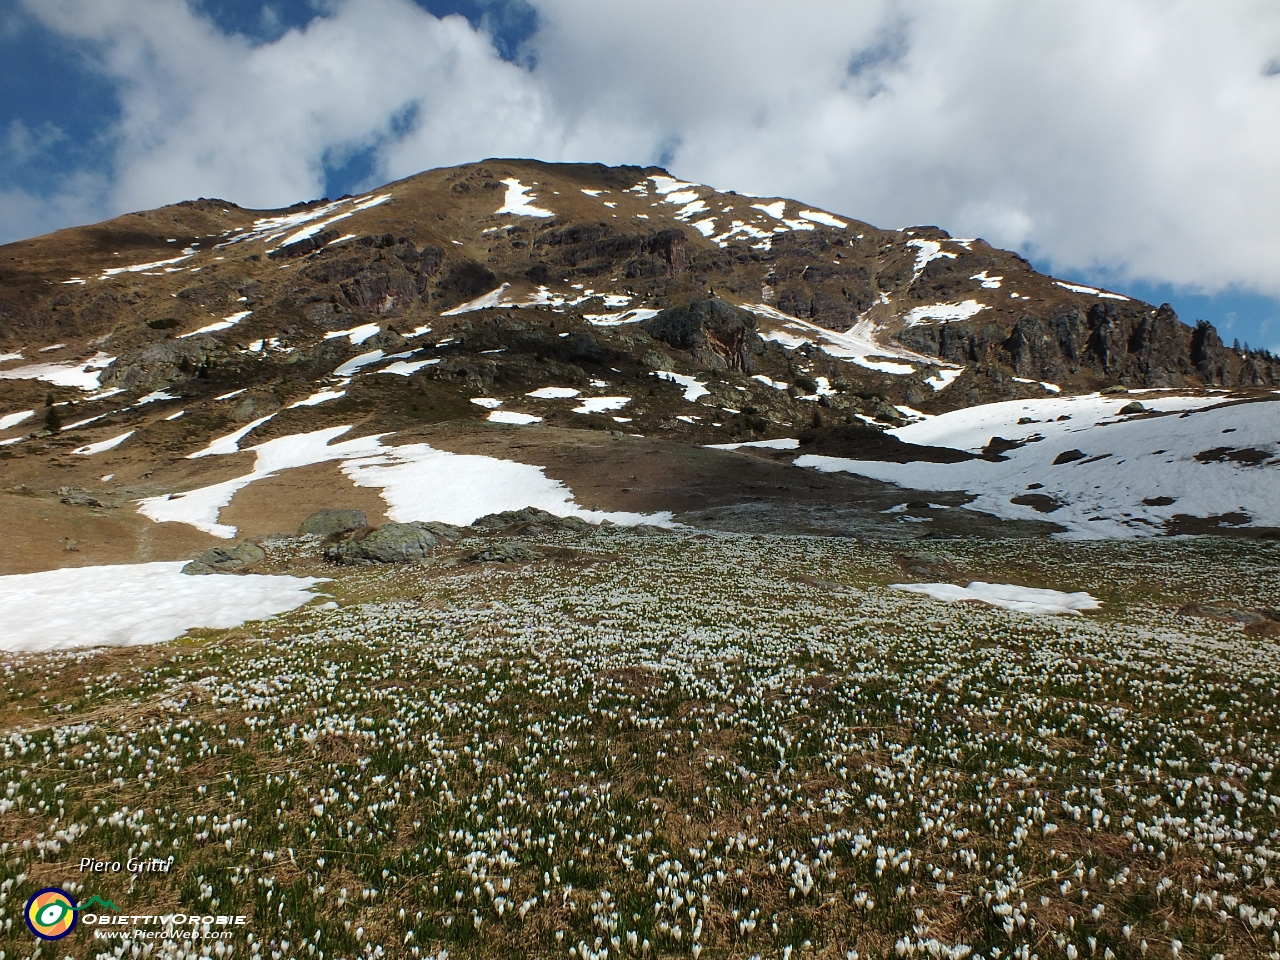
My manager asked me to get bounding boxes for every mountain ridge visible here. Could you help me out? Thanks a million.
[1,159,1277,575]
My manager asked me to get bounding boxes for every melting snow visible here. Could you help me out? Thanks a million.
[904,300,988,325]
[752,374,788,391]
[470,397,503,409]
[573,396,630,413]
[1055,281,1129,301]
[906,239,957,280]
[0,410,34,431]
[0,351,23,363]
[377,358,440,376]
[971,271,1003,289]
[0,562,324,652]
[796,394,1280,537]
[496,179,553,218]
[752,201,787,219]
[142,427,385,537]
[526,387,581,399]
[289,388,346,408]
[707,438,800,451]
[925,368,965,391]
[0,352,115,391]
[188,415,274,459]
[649,176,700,195]
[334,350,384,377]
[584,308,660,326]
[323,322,381,345]
[72,430,134,455]
[656,371,709,401]
[1014,377,1062,393]
[890,581,1101,616]
[487,410,542,425]
[342,442,668,527]
[179,310,252,339]
[137,389,178,405]
[100,255,193,279]
[799,210,848,228]
[443,284,510,315]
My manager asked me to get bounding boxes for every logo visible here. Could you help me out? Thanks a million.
[80,895,120,913]
[25,887,78,940]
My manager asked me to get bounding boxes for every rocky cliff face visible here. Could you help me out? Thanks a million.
[2,160,1274,405]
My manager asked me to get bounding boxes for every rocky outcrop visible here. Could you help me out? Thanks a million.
[470,507,593,536]
[323,521,463,564]
[101,338,233,392]
[298,509,368,538]
[182,541,266,575]
[893,300,1276,388]
[643,299,765,373]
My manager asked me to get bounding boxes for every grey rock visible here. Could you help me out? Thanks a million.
[101,338,233,392]
[324,521,459,565]
[182,541,266,575]
[1118,400,1146,415]
[470,507,592,535]
[642,298,765,373]
[57,486,106,508]
[299,509,368,538]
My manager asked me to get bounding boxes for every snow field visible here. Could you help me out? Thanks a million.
[139,426,669,538]
[797,394,1280,537]
[0,561,322,652]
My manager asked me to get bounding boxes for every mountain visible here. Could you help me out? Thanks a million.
[1,159,1277,574]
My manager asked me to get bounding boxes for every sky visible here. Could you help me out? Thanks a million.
[2,0,1279,352]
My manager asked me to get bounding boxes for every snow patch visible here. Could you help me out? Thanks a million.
[799,210,848,228]
[573,396,630,414]
[72,430,134,455]
[188,415,274,459]
[289,388,346,408]
[334,350,384,377]
[1055,281,1129,301]
[377,358,440,376]
[925,368,965,391]
[323,322,380,345]
[179,310,252,339]
[526,387,581,399]
[707,438,800,451]
[442,283,511,315]
[0,562,324,652]
[904,300,988,325]
[496,179,553,218]
[0,410,34,431]
[487,411,542,425]
[656,371,709,401]
[906,239,956,280]
[0,352,115,391]
[890,581,1101,616]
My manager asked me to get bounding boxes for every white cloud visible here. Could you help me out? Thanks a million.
[13,0,1280,305]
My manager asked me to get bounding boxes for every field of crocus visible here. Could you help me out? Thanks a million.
[2,532,1278,960]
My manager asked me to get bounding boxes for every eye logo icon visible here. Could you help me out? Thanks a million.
[25,887,78,940]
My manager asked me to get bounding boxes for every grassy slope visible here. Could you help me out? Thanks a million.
[1,533,1278,960]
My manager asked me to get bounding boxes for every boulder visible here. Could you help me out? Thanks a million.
[299,509,368,538]
[1118,401,1146,415]
[470,507,593,535]
[642,298,765,373]
[323,521,460,565]
[182,541,266,575]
